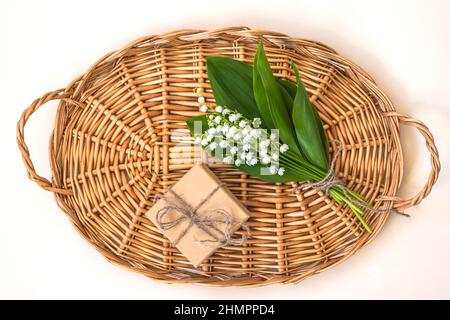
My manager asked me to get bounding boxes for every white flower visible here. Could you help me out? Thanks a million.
[228,114,236,122]
[214,116,222,124]
[261,155,271,164]
[280,144,289,153]
[198,96,205,104]
[207,128,216,135]
[249,158,257,166]
[223,156,233,164]
[240,152,247,160]
[252,118,262,128]
[219,140,228,148]
[228,126,237,135]
[233,133,242,141]
[201,138,209,146]
[269,165,277,174]
[242,128,250,136]
[222,108,231,115]
[259,147,268,156]
[243,143,251,151]
[271,153,279,160]
[278,167,285,176]
[270,132,278,141]
[209,114,214,120]
[235,159,242,166]
[215,125,222,133]
[239,120,248,128]
[221,125,229,134]
[200,105,208,112]
[194,136,202,144]
[209,142,218,150]
[259,140,270,148]
[234,113,241,120]
[243,135,253,144]
[215,105,223,113]
[245,152,255,161]
[230,146,238,154]
[206,134,214,142]
[250,129,259,137]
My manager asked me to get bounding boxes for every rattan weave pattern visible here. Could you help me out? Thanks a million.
[17,27,440,286]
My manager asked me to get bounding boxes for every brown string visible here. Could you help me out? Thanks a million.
[155,184,251,247]
[299,140,410,217]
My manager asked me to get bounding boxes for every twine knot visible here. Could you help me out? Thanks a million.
[298,140,410,217]
[154,183,250,247]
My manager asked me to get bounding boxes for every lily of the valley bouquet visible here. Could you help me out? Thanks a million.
[187,42,373,233]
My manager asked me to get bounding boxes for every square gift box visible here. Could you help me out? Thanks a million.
[147,165,250,267]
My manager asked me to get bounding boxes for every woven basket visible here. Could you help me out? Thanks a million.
[17,27,440,286]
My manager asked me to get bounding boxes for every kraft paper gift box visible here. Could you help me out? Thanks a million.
[147,165,250,267]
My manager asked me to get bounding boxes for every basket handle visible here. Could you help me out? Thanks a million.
[379,112,440,210]
[16,89,80,195]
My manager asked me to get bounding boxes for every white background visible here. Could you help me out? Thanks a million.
[1,0,449,299]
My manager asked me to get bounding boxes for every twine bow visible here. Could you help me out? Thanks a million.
[155,183,250,247]
[299,140,410,217]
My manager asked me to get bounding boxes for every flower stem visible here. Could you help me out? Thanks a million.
[280,155,372,233]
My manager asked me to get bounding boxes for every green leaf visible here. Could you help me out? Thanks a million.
[313,106,329,160]
[253,63,275,128]
[186,115,209,136]
[207,56,295,123]
[277,80,294,117]
[206,57,261,121]
[292,64,329,170]
[279,76,329,158]
[253,42,302,156]
[278,78,297,99]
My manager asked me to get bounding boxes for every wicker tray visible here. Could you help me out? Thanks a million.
[17,27,440,286]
